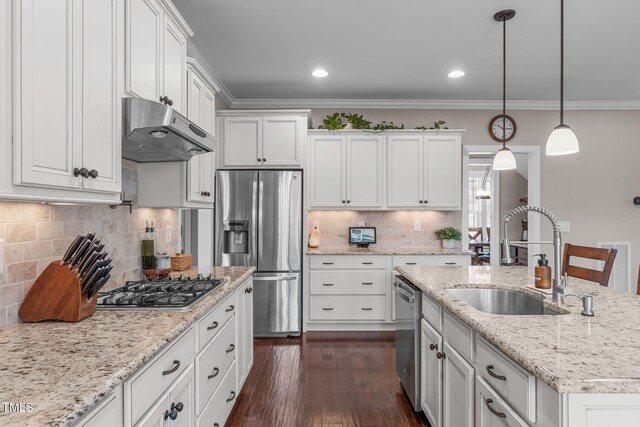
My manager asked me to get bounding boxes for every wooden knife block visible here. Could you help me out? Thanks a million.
[18,261,97,322]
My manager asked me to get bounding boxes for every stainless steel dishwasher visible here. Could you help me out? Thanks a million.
[394,275,422,412]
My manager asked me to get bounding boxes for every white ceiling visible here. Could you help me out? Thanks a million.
[175,0,640,108]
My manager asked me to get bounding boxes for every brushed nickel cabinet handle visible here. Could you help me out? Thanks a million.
[207,321,219,330]
[322,283,334,286]
[226,391,236,402]
[208,367,220,379]
[361,307,373,311]
[225,305,235,312]
[322,307,333,311]
[226,343,235,353]
[361,282,373,285]
[162,360,181,376]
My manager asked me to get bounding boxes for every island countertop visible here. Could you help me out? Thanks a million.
[307,246,473,256]
[395,265,640,394]
[0,266,255,427]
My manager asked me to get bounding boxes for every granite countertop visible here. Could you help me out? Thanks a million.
[0,266,255,427]
[306,246,474,256]
[395,265,640,394]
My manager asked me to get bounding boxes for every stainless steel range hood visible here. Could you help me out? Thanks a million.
[122,98,214,163]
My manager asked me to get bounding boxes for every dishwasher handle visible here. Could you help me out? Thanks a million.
[394,283,415,303]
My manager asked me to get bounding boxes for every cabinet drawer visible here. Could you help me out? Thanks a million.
[422,294,442,332]
[393,255,470,267]
[309,271,386,295]
[197,293,236,351]
[309,295,386,321]
[197,361,237,427]
[309,256,385,270]
[476,376,528,427]
[130,327,195,425]
[443,310,473,362]
[476,337,536,422]
[196,316,236,414]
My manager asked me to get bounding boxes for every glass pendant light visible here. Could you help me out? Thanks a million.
[546,0,579,156]
[492,9,517,171]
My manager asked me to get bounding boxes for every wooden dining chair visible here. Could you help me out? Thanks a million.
[561,243,617,287]
[468,228,482,242]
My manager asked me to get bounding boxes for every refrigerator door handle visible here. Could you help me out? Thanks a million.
[257,179,264,266]
[256,276,298,281]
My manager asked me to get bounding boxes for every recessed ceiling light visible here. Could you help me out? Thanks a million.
[448,70,465,79]
[312,69,328,78]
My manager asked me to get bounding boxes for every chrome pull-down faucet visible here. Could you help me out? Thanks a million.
[501,205,565,303]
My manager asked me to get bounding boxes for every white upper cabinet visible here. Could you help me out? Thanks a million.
[308,131,463,210]
[387,135,422,208]
[127,0,192,113]
[217,111,310,168]
[309,136,345,207]
[423,135,461,209]
[7,0,122,203]
[346,135,384,207]
[223,117,263,167]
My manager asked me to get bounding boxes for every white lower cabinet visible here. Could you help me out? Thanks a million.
[442,342,474,427]
[476,377,528,427]
[75,278,253,427]
[421,319,442,427]
[236,278,254,390]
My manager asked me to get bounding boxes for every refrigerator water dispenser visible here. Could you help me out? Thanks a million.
[223,220,249,254]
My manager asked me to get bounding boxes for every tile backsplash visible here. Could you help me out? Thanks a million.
[0,160,179,328]
[307,210,461,247]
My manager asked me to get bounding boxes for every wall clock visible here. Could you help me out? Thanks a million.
[489,114,516,142]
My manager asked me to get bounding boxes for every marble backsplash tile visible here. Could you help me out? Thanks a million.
[307,210,461,247]
[0,160,179,327]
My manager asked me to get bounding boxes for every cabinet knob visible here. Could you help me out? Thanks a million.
[159,95,172,106]
[88,169,98,179]
[257,158,262,162]
[73,167,90,178]
[262,158,267,162]
[419,200,423,203]
[429,343,438,351]
[347,200,351,204]
[424,200,428,204]
[171,402,184,413]
[436,351,445,359]
[342,200,346,204]
[164,409,178,421]
[245,287,253,293]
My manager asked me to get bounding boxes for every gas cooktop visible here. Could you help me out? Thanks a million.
[96,274,229,310]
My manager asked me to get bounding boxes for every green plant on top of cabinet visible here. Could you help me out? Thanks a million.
[217,111,310,168]
[309,135,385,208]
[126,0,192,115]
[6,0,122,204]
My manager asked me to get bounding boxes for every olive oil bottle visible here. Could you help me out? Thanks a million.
[141,221,156,270]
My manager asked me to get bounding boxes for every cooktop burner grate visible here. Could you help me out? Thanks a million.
[96,275,228,310]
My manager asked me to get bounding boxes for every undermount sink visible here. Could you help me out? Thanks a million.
[446,288,565,316]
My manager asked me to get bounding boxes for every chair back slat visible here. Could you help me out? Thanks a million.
[561,243,617,287]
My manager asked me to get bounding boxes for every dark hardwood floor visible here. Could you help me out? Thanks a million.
[226,331,430,427]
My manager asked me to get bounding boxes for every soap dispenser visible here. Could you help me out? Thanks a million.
[533,254,551,289]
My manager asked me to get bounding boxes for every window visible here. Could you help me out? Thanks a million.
[468,171,491,230]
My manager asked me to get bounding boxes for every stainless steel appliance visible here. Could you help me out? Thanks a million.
[394,275,422,412]
[122,98,215,162]
[215,170,302,337]
[96,275,228,310]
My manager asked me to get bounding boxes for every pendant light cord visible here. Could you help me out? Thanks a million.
[502,17,506,146]
[560,0,564,125]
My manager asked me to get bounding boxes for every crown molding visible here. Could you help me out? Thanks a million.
[226,98,640,110]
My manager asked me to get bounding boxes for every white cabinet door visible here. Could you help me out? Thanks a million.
[387,136,422,207]
[126,0,162,102]
[203,86,216,136]
[476,377,528,427]
[346,135,384,207]
[16,0,81,189]
[80,0,120,193]
[309,136,345,208]
[262,116,301,166]
[442,342,474,427]
[162,16,187,115]
[200,153,215,203]
[136,395,169,427]
[237,279,254,390]
[223,117,262,166]
[423,136,461,209]
[168,366,195,427]
[421,320,443,427]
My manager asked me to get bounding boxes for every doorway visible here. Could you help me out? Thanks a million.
[462,145,541,266]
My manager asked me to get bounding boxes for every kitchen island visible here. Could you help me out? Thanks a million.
[396,265,640,426]
[0,266,254,427]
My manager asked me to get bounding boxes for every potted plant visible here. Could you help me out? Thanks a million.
[434,227,462,249]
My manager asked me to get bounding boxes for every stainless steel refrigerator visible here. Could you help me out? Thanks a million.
[215,170,302,337]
